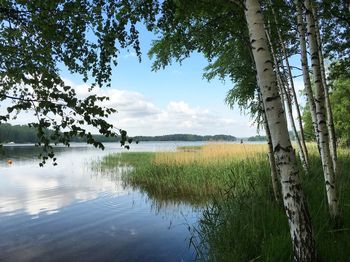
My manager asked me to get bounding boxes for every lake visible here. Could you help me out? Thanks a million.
[0,142,208,262]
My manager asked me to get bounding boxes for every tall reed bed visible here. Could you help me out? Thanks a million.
[193,147,350,261]
[121,144,270,203]
[154,143,267,166]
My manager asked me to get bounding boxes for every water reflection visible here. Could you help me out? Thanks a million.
[0,146,132,216]
[0,143,200,261]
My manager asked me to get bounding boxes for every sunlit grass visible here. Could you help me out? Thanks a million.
[154,143,267,165]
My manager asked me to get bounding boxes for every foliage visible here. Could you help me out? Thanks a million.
[0,123,38,143]
[148,1,261,119]
[302,77,350,146]
[0,0,159,164]
[330,78,350,146]
[301,102,315,141]
[318,0,350,80]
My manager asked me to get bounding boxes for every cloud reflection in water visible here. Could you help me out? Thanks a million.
[0,149,131,216]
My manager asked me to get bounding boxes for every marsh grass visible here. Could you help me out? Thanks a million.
[154,143,267,166]
[99,143,350,261]
[193,147,350,262]
[104,144,271,204]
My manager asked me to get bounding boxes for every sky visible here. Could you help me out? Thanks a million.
[4,24,306,138]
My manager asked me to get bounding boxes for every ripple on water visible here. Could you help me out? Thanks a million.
[0,143,200,262]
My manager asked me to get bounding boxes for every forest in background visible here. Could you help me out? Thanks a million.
[0,123,238,143]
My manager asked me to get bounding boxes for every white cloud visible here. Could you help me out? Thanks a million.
[122,51,137,59]
[3,78,257,137]
[0,161,129,216]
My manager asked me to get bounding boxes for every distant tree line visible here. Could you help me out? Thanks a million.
[133,134,237,142]
[0,124,238,143]
[0,124,117,144]
[247,135,267,141]
[0,124,38,143]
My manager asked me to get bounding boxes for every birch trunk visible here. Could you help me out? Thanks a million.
[304,0,339,219]
[250,46,280,202]
[311,2,337,175]
[265,28,309,172]
[280,75,309,172]
[296,1,320,153]
[260,92,280,201]
[280,46,310,167]
[244,0,316,259]
[268,0,310,168]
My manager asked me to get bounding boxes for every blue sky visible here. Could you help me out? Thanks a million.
[60,25,306,137]
[6,24,305,138]
[55,26,263,137]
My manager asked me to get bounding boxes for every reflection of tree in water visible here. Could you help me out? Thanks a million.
[0,145,87,163]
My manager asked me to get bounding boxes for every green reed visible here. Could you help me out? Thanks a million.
[98,145,350,261]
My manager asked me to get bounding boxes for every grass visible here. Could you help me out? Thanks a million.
[192,147,350,261]
[100,143,270,204]
[98,143,350,261]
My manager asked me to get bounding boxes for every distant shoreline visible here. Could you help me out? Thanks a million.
[0,123,269,144]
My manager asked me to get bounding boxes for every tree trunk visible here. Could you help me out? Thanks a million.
[311,2,337,176]
[260,92,280,202]
[265,28,309,172]
[280,45,310,168]
[244,0,316,260]
[296,1,320,153]
[304,0,339,219]
[268,0,310,168]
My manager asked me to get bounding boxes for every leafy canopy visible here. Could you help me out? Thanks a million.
[0,0,158,165]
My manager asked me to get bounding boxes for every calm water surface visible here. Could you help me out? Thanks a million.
[0,142,206,262]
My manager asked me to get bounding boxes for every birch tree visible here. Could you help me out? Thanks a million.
[259,92,280,201]
[267,0,310,169]
[310,2,337,175]
[295,1,320,153]
[149,1,316,258]
[265,26,309,172]
[303,0,339,219]
[244,0,315,259]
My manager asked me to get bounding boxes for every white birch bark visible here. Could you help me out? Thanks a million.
[268,0,310,168]
[311,2,337,176]
[296,1,320,153]
[244,0,316,259]
[280,45,310,168]
[304,0,339,219]
[265,28,309,172]
[260,92,280,201]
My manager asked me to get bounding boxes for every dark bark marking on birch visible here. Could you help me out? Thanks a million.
[266,95,279,102]
[274,143,292,153]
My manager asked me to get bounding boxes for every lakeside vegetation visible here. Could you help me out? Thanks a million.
[99,144,350,261]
